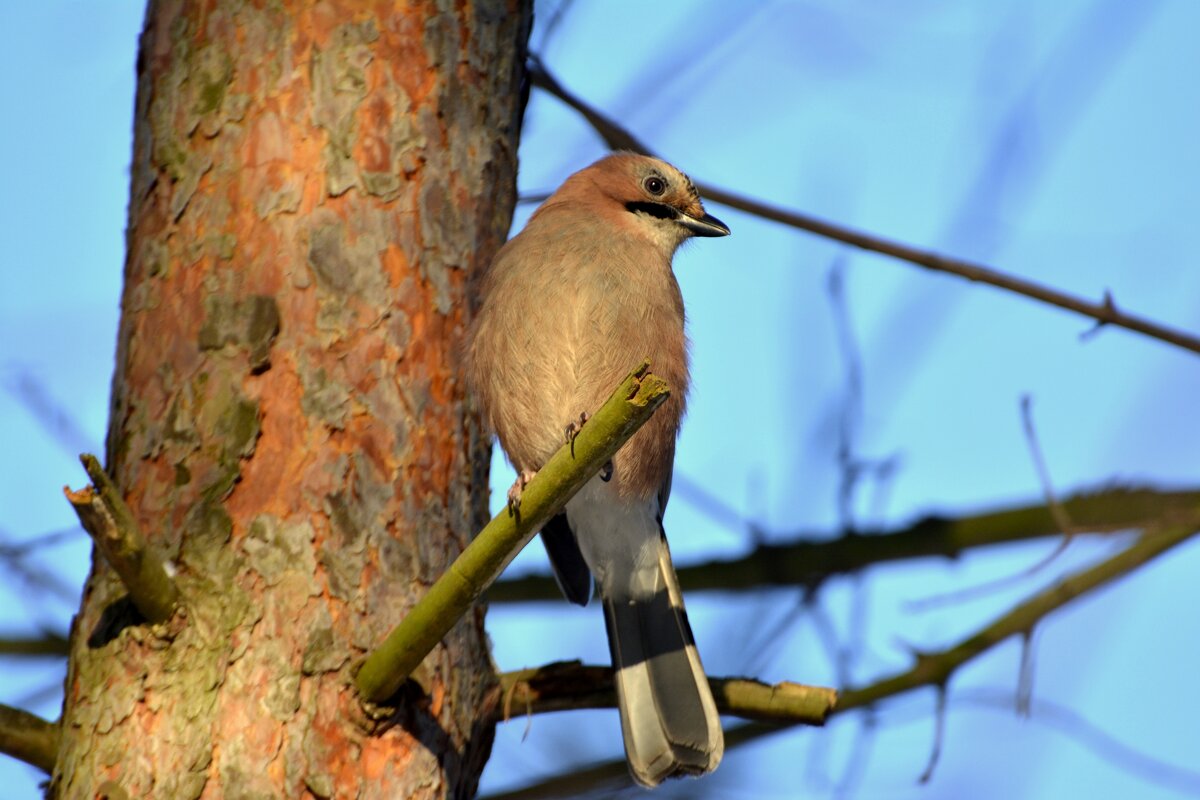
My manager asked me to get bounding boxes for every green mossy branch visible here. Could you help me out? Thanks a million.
[355,362,670,704]
[64,454,180,624]
[494,661,837,726]
[487,485,1200,602]
[0,703,59,773]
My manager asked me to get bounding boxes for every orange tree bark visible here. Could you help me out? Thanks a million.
[54,1,531,797]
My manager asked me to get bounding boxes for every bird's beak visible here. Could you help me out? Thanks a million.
[678,210,730,238]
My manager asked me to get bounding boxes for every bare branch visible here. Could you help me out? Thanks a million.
[492,661,836,726]
[528,62,1200,358]
[63,454,179,624]
[356,363,670,704]
[0,527,78,557]
[487,485,1200,602]
[528,57,649,154]
[0,633,69,658]
[905,396,1082,611]
[670,472,751,538]
[3,368,98,457]
[0,703,59,773]
[485,522,1200,800]
[0,532,79,605]
[1020,394,1076,541]
[955,688,1200,795]
[838,522,1200,711]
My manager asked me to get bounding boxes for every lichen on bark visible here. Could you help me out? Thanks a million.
[56,1,532,797]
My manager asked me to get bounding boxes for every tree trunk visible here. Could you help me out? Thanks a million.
[54,1,530,797]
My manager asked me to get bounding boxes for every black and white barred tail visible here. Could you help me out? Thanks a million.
[601,531,723,787]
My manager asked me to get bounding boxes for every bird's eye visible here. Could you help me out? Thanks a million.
[644,176,667,196]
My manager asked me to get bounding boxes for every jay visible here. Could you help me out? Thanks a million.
[467,153,729,786]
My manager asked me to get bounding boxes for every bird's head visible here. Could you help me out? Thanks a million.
[549,153,730,254]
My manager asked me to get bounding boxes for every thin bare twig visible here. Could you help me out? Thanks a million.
[670,472,752,538]
[0,527,78,557]
[0,528,79,605]
[906,396,1080,611]
[917,687,948,784]
[527,61,1200,358]
[955,688,1200,795]
[2,368,99,457]
[1016,629,1037,718]
[739,592,808,678]
[838,523,1200,711]
[1021,395,1077,540]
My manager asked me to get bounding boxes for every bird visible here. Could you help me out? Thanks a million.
[466,152,729,786]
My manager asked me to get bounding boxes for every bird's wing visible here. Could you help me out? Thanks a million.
[539,513,593,606]
[656,467,673,524]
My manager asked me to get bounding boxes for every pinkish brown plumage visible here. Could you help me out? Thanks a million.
[466,152,729,786]
[470,154,698,499]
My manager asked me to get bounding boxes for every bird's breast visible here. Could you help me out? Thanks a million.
[471,225,689,498]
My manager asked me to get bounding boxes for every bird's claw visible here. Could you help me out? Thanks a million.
[563,411,612,480]
[506,469,537,518]
[565,411,589,457]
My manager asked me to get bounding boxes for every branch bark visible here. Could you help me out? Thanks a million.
[493,661,836,726]
[356,363,670,703]
[63,454,179,623]
[528,61,1200,358]
[0,704,59,774]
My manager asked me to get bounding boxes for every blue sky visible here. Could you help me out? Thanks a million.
[2,2,1198,798]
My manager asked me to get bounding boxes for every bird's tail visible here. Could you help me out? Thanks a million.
[601,532,723,787]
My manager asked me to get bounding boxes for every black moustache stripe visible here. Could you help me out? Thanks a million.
[625,201,678,221]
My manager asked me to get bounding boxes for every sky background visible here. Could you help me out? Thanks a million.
[2,2,1199,798]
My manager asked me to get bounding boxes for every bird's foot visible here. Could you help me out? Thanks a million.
[563,411,611,480]
[564,411,589,457]
[506,469,537,518]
